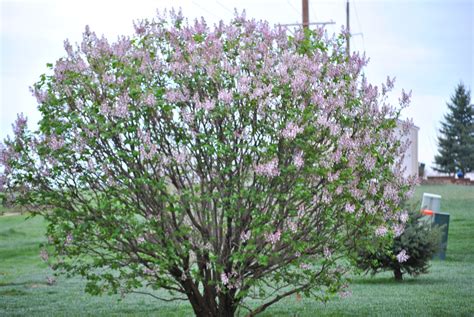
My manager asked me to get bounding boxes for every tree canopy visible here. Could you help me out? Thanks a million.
[0,10,416,317]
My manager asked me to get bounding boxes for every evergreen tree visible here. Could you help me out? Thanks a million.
[434,83,474,176]
[356,209,442,281]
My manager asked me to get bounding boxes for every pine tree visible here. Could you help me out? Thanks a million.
[356,209,442,281]
[434,83,474,176]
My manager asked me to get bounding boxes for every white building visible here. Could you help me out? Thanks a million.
[397,122,419,178]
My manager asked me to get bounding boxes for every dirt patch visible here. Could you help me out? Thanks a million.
[0,212,22,217]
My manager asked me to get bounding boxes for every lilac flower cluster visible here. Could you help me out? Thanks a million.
[114,94,130,118]
[392,224,405,237]
[254,158,279,178]
[396,249,410,263]
[64,233,73,246]
[281,122,303,140]
[49,135,64,151]
[144,93,156,107]
[293,151,304,169]
[12,113,27,136]
[217,90,233,104]
[220,271,239,289]
[344,203,355,214]
[375,226,388,237]
[240,230,251,242]
[196,99,215,111]
[323,247,332,259]
[265,230,281,245]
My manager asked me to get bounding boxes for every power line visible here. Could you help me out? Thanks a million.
[352,0,366,52]
[191,1,221,20]
[310,0,319,23]
[215,0,234,16]
[279,21,335,27]
[286,0,301,23]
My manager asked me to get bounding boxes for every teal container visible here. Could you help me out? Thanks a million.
[433,212,450,260]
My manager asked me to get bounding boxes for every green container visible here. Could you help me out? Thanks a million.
[433,212,450,260]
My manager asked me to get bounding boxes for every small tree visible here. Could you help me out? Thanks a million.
[356,209,442,281]
[434,83,474,176]
[0,11,416,316]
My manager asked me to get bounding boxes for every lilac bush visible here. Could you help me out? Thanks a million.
[0,10,416,316]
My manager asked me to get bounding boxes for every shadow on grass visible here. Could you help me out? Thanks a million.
[353,275,446,285]
[0,228,27,237]
[0,280,48,287]
[0,289,29,296]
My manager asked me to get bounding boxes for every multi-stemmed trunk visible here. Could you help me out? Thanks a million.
[393,267,403,281]
[185,289,237,317]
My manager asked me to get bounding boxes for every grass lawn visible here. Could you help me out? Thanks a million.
[1,185,473,316]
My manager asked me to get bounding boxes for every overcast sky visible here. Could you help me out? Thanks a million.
[1,0,473,174]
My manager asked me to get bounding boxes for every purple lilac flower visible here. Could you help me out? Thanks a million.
[297,204,305,218]
[293,151,304,168]
[281,122,303,140]
[300,263,311,270]
[103,73,115,84]
[238,76,251,94]
[255,158,279,178]
[12,113,28,136]
[181,110,194,123]
[144,268,154,275]
[393,224,405,237]
[221,272,229,285]
[172,149,187,164]
[399,212,409,223]
[165,90,180,103]
[399,89,412,107]
[375,226,388,237]
[324,247,332,259]
[114,94,130,118]
[49,135,64,151]
[396,249,410,263]
[200,99,215,111]
[218,90,233,104]
[144,93,156,107]
[100,102,111,116]
[65,233,73,246]
[288,221,298,233]
[363,155,376,170]
[240,230,251,242]
[345,203,355,213]
[265,230,281,245]
[63,39,73,56]
[30,87,48,104]
[111,37,131,58]
[0,174,6,191]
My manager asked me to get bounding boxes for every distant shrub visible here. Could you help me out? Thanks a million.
[356,208,442,281]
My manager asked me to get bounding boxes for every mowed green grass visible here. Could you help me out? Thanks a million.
[0,185,473,316]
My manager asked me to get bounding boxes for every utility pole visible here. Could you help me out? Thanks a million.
[302,0,309,29]
[346,0,350,56]
[280,1,334,29]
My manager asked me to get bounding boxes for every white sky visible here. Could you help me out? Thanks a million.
[1,0,473,174]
